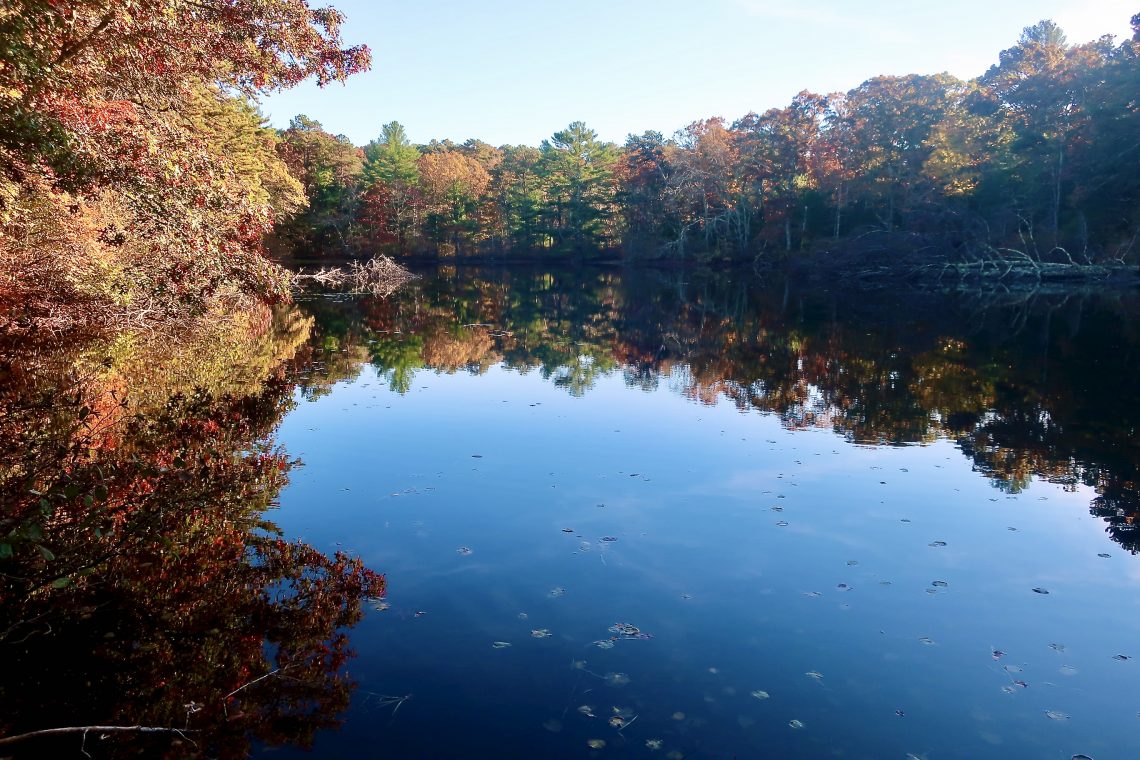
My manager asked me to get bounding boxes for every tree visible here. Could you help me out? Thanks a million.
[362,122,422,251]
[539,122,621,252]
[417,150,491,255]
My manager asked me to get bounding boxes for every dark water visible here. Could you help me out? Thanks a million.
[4,267,1140,759]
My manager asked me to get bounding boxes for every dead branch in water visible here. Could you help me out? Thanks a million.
[292,256,415,297]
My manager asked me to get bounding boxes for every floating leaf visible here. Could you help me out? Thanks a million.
[492,641,512,649]
[604,672,631,686]
[1050,643,1065,653]
[788,719,804,729]
[549,587,566,598]
[1045,710,1070,721]
[646,739,663,750]
[587,739,606,749]
[775,520,789,527]
[600,536,618,543]
[577,705,596,718]
[1113,654,1131,661]
[750,690,770,700]
[932,580,949,588]
[531,628,552,638]
[805,671,823,680]
[1032,587,1050,595]
[593,639,615,649]
[1097,553,1111,558]
[928,541,947,547]
[918,637,936,646]
[456,546,472,556]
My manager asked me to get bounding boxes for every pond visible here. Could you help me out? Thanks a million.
[3,266,1140,759]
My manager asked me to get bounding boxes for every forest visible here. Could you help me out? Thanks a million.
[279,16,1140,272]
[1,3,1138,333]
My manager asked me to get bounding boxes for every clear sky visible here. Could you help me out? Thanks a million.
[259,0,1136,148]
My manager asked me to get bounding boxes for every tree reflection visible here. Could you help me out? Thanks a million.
[0,308,384,758]
[307,268,1140,553]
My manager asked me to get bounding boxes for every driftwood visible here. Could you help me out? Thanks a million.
[292,255,415,297]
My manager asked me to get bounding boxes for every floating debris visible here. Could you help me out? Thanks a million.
[847,560,859,566]
[776,520,789,527]
[608,716,625,728]
[604,672,631,686]
[1050,643,1066,653]
[750,690,770,700]
[646,739,663,750]
[803,591,822,598]
[549,587,566,598]
[587,739,606,749]
[918,637,936,645]
[492,641,512,649]
[895,709,906,717]
[594,640,615,650]
[1113,654,1132,661]
[600,536,618,543]
[805,671,823,680]
[788,719,805,729]
[608,623,640,636]
[578,705,596,718]
[531,628,552,638]
[517,612,528,620]
[1032,587,1050,595]
[414,610,427,618]
[932,580,949,588]
[562,528,575,533]
[1098,553,1111,558]
[991,648,1005,660]
[371,600,391,612]
[1044,710,1070,721]
[456,546,472,556]
[929,541,947,547]
[770,505,784,512]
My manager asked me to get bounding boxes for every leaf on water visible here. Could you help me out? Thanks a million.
[562,528,574,533]
[593,639,615,649]
[531,628,552,638]
[456,546,472,556]
[646,739,663,750]
[1050,643,1065,653]
[1032,587,1050,594]
[549,587,566,598]
[895,709,906,717]
[805,671,823,680]
[587,739,605,749]
[50,576,71,589]
[928,541,947,547]
[750,690,770,700]
[992,649,1005,659]
[847,560,859,566]
[775,521,789,527]
[932,580,949,588]
[517,612,528,620]
[604,672,631,686]
[1112,654,1131,661]
[788,719,805,729]
[600,536,618,543]
[918,637,936,645]
[1045,710,1070,721]
[577,705,596,718]
[1098,553,1111,558]
[492,641,512,649]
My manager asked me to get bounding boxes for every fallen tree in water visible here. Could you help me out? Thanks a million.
[291,256,416,297]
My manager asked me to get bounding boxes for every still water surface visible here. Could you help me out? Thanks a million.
[3,266,1140,759]
[274,268,1140,759]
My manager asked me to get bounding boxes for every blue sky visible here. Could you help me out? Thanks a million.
[259,0,1136,148]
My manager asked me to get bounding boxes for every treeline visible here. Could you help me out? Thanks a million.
[280,17,1140,265]
[0,1,369,330]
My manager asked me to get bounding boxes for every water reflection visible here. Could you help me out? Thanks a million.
[0,308,383,757]
[299,267,1140,552]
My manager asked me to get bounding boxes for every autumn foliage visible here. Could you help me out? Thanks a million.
[0,1,370,332]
